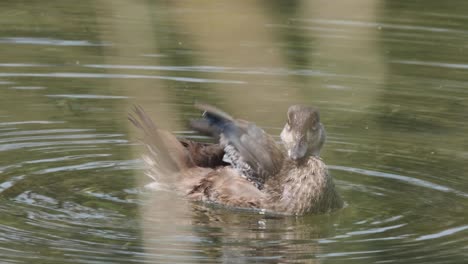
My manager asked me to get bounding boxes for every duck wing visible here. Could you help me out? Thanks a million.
[191,104,284,188]
[178,139,227,168]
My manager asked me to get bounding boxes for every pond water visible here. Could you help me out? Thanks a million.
[0,1,467,263]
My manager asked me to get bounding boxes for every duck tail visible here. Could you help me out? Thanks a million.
[190,103,235,137]
[128,105,194,181]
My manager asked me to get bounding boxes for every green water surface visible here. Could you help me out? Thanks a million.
[0,1,467,263]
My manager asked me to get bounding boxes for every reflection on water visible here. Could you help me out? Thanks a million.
[0,37,108,46]
[0,0,467,263]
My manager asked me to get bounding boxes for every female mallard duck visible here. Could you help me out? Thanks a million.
[129,104,343,215]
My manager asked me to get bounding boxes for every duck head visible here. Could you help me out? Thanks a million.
[280,105,326,161]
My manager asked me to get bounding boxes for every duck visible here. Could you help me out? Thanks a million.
[129,104,343,215]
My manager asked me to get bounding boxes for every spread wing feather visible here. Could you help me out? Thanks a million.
[191,104,284,188]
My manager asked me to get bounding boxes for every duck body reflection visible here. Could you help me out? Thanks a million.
[130,104,343,215]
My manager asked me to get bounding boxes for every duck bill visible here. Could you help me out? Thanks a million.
[289,140,308,161]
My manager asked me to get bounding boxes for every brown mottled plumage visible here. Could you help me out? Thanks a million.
[129,104,343,215]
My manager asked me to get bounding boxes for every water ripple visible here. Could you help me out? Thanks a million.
[46,94,130,99]
[415,225,468,241]
[0,72,245,84]
[347,224,407,236]
[0,37,109,46]
[296,18,468,34]
[392,60,468,70]
[0,63,53,67]
[30,146,111,154]
[33,160,135,174]
[0,175,25,193]
[330,165,468,198]
[318,249,390,258]
[0,139,128,152]
[24,154,111,164]
[0,121,66,126]
[0,133,123,144]
[0,129,93,137]
[13,192,125,220]
[9,86,45,90]
[84,63,340,78]
[84,191,137,204]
